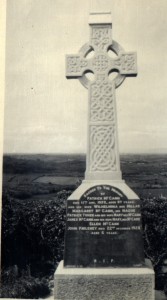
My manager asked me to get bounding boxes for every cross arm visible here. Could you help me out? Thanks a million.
[112,52,137,76]
[66,55,89,78]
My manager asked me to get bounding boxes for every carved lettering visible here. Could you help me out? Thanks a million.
[66,186,142,236]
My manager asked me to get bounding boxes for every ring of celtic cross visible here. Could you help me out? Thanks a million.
[78,40,126,89]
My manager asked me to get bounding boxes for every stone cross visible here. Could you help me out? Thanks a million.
[66,12,137,181]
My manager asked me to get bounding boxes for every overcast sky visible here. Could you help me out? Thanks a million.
[3,0,167,154]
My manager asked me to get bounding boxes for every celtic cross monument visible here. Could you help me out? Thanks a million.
[54,8,155,300]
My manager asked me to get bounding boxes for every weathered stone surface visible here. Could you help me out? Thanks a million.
[64,185,144,267]
[54,261,155,300]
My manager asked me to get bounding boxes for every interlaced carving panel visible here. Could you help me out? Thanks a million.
[90,82,115,122]
[90,125,116,172]
[92,55,109,72]
[114,53,136,74]
[67,56,87,75]
[121,53,136,72]
[91,26,111,51]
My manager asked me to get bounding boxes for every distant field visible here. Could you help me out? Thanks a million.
[34,176,81,185]
[3,174,81,186]
[2,153,167,201]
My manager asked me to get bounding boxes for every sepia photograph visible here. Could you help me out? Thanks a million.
[1,0,167,299]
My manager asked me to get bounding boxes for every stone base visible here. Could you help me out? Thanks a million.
[54,261,155,300]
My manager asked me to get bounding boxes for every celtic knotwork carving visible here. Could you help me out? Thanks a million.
[90,125,116,171]
[114,53,137,74]
[67,56,87,74]
[91,26,111,51]
[90,82,115,122]
[102,83,113,95]
[121,53,136,72]
[93,55,109,72]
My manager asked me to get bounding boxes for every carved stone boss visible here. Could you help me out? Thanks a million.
[66,14,137,181]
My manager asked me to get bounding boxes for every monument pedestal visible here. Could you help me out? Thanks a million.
[54,181,155,299]
[54,260,154,300]
[64,181,145,268]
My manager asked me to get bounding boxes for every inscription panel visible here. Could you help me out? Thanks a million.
[64,185,144,267]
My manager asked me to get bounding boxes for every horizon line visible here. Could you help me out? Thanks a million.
[3,151,167,156]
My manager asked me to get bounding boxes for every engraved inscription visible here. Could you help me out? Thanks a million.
[67,186,142,236]
[65,185,144,267]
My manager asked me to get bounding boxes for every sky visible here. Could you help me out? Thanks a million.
[3,0,167,154]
